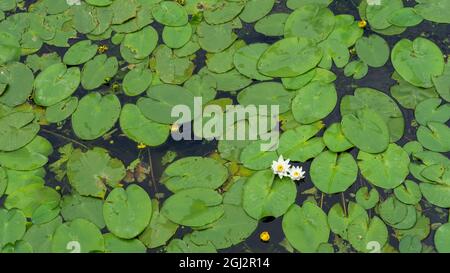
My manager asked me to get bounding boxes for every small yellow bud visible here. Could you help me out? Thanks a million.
[98,44,109,53]
[358,20,367,28]
[260,231,270,242]
[137,143,147,149]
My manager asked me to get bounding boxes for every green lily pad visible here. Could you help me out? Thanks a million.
[119,104,169,147]
[137,84,195,124]
[328,202,368,240]
[355,187,380,210]
[152,1,188,27]
[204,1,245,25]
[63,40,98,65]
[311,151,358,194]
[0,31,20,65]
[257,37,323,78]
[277,122,325,162]
[344,60,368,80]
[284,5,335,43]
[45,97,78,123]
[388,8,423,27]
[282,202,330,253]
[81,54,118,90]
[0,62,34,107]
[292,82,337,124]
[432,62,450,102]
[239,140,278,170]
[415,98,450,126]
[243,170,297,220]
[161,157,228,193]
[72,92,121,140]
[51,218,104,253]
[254,13,289,37]
[391,38,444,88]
[5,184,60,217]
[237,82,293,114]
[199,68,252,92]
[415,0,450,24]
[355,34,390,68]
[152,45,194,84]
[103,233,146,253]
[287,0,332,9]
[435,223,450,253]
[341,87,404,142]
[0,208,26,248]
[60,194,105,229]
[161,188,225,227]
[394,180,422,205]
[103,185,152,239]
[240,0,274,23]
[67,147,126,198]
[23,217,62,253]
[365,0,403,30]
[162,24,192,49]
[0,111,40,152]
[34,63,80,106]
[358,144,410,189]
[0,136,53,171]
[197,20,239,53]
[233,43,273,81]
[121,26,158,61]
[323,123,354,152]
[341,109,390,154]
[184,74,217,104]
[417,122,450,152]
[390,72,439,109]
[123,68,153,97]
[139,199,178,249]
[378,196,408,225]
[347,215,388,253]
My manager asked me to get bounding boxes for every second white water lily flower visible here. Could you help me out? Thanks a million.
[271,155,291,178]
[289,166,306,181]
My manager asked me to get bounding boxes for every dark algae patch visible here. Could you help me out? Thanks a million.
[0,0,449,254]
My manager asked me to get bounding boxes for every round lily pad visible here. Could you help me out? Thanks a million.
[72,92,121,140]
[103,185,152,239]
[0,208,26,248]
[282,203,330,253]
[292,82,337,124]
[152,1,188,27]
[341,109,390,154]
[310,151,358,194]
[355,35,390,68]
[243,170,297,220]
[123,68,153,97]
[417,122,450,152]
[63,40,98,65]
[0,111,40,152]
[161,188,224,227]
[67,147,126,198]
[328,202,368,240]
[233,43,273,81]
[323,123,354,152]
[0,31,20,65]
[358,144,410,189]
[347,216,388,253]
[45,97,79,123]
[237,82,293,114]
[34,63,80,107]
[257,37,323,78]
[284,5,335,43]
[391,38,444,88]
[160,157,228,193]
[119,104,169,147]
[51,218,104,253]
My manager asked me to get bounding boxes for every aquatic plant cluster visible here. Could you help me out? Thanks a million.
[0,0,449,253]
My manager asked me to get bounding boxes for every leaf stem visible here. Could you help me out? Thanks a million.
[40,128,89,149]
[147,148,159,197]
[341,192,347,217]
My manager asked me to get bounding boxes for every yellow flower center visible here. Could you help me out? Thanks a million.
[293,172,299,177]
[260,231,270,242]
[277,165,284,172]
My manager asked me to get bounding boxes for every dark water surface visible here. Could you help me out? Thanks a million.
[5,0,449,253]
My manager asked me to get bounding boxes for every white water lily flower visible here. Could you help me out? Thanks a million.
[289,166,306,181]
[66,0,82,6]
[271,155,291,179]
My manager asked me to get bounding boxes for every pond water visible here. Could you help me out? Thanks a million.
[0,0,449,253]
